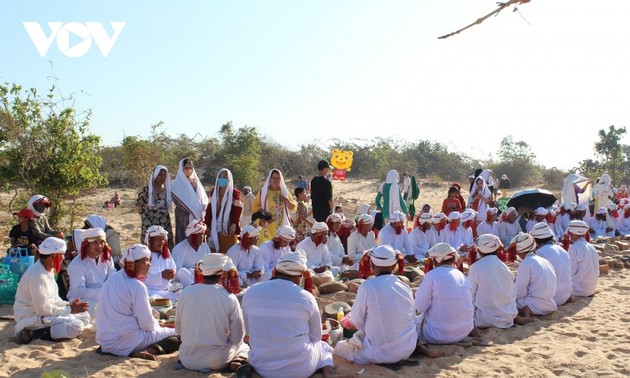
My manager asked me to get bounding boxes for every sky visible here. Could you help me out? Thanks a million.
[1,0,630,171]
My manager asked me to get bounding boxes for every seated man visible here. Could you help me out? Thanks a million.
[240,252,335,378]
[512,232,557,321]
[414,243,474,344]
[227,224,264,287]
[566,221,599,297]
[96,244,180,360]
[531,222,572,307]
[9,208,38,256]
[176,253,249,372]
[427,213,448,247]
[14,237,90,344]
[172,219,211,288]
[468,234,517,329]
[67,228,116,318]
[444,211,467,252]
[27,194,63,242]
[588,207,613,238]
[143,225,180,301]
[259,225,296,281]
[84,214,122,267]
[296,222,337,277]
[408,213,433,260]
[498,207,520,247]
[347,214,377,269]
[335,245,417,364]
[325,213,354,271]
[618,203,630,235]
[476,207,499,238]
[378,211,415,263]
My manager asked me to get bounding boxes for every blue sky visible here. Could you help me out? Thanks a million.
[2,0,630,171]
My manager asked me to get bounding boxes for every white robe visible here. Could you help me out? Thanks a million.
[14,261,90,339]
[242,279,334,378]
[95,270,176,356]
[325,233,349,271]
[408,228,431,259]
[588,218,613,238]
[259,240,291,281]
[334,274,417,364]
[347,231,377,268]
[176,283,249,370]
[427,228,448,248]
[498,221,521,247]
[172,240,211,287]
[296,237,339,277]
[467,255,517,328]
[414,266,474,344]
[476,221,500,238]
[619,215,630,235]
[378,224,413,256]
[144,252,180,301]
[568,239,599,297]
[226,243,264,287]
[515,253,557,315]
[444,227,469,251]
[67,255,116,318]
[559,214,572,235]
[536,243,573,306]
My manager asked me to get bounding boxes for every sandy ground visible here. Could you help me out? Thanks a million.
[1,178,628,377]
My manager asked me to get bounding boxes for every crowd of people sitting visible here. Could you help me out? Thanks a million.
[8,160,608,377]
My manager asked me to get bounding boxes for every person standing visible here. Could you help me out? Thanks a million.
[375,170,407,222]
[171,158,209,245]
[205,168,242,253]
[240,186,256,228]
[254,169,296,239]
[136,165,174,250]
[311,160,334,222]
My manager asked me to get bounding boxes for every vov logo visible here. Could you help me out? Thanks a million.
[23,22,126,58]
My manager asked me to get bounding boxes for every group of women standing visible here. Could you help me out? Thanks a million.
[135,161,296,253]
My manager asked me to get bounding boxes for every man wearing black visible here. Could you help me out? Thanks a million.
[311,160,334,222]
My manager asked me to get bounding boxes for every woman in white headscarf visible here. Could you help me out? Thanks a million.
[204,168,243,253]
[171,158,209,245]
[135,165,174,250]
[593,173,615,210]
[470,175,493,226]
[375,170,407,221]
[253,169,296,241]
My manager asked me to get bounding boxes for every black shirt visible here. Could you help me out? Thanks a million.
[9,225,38,246]
[310,176,333,222]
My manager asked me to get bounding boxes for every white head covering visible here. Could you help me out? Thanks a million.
[511,232,536,254]
[326,213,343,223]
[389,211,405,223]
[577,203,588,212]
[148,165,172,210]
[260,168,291,227]
[534,207,548,216]
[501,174,508,180]
[596,207,607,215]
[241,224,262,238]
[471,174,491,199]
[379,170,403,217]
[428,243,458,263]
[563,202,575,212]
[369,245,398,267]
[530,222,553,239]
[85,214,107,230]
[476,234,503,254]
[199,253,234,276]
[356,203,371,217]
[275,251,307,276]
[461,209,476,222]
[277,225,296,241]
[83,228,106,241]
[486,207,498,215]
[243,185,252,193]
[209,168,234,252]
[311,222,329,233]
[39,237,66,255]
[433,212,447,224]
[358,214,374,225]
[607,202,618,211]
[145,225,169,246]
[185,219,207,237]
[418,212,433,224]
[448,211,461,220]
[27,194,47,217]
[504,207,517,217]
[123,244,151,262]
[171,158,208,221]
[72,229,85,252]
[567,220,589,236]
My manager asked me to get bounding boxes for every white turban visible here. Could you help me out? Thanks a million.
[369,245,398,267]
[577,203,588,212]
[145,225,169,245]
[326,213,343,223]
[476,234,503,254]
[448,211,461,221]
[530,222,554,239]
[501,174,508,180]
[433,213,447,224]
[504,207,517,217]
[418,213,433,224]
[311,222,329,233]
[72,229,85,252]
[241,224,262,238]
[39,237,66,255]
[277,225,296,241]
[83,227,106,242]
[624,203,630,211]
[461,209,476,222]
[486,207,498,215]
[535,207,548,216]
[596,207,607,215]
[85,214,107,230]
[389,211,405,223]
[607,203,618,211]
[199,253,234,276]
[562,203,575,212]
[511,232,536,254]
[275,251,307,276]
[243,185,252,192]
[123,244,151,262]
[186,219,207,236]
[358,214,374,224]
[567,220,589,236]
[428,242,458,263]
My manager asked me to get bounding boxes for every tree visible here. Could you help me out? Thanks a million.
[218,122,261,187]
[493,136,538,186]
[594,125,626,183]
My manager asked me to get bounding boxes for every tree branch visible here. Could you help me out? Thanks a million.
[438,0,531,40]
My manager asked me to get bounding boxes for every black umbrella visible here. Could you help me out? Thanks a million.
[507,188,557,214]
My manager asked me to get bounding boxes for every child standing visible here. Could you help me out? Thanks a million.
[293,187,313,243]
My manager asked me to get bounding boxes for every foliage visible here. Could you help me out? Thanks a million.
[218,122,261,187]
[594,125,626,183]
[490,136,539,186]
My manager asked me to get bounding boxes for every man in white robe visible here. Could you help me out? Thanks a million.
[618,204,630,235]
[296,222,338,277]
[476,207,499,238]
[526,207,549,233]
[240,252,335,378]
[606,202,621,236]
[531,222,573,306]
[347,214,377,269]
[444,211,467,252]
[408,213,432,260]
[259,225,295,281]
[67,228,116,318]
[414,243,474,344]
[96,244,180,360]
[14,237,90,344]
[566,221,599,297]
[468,234,517,329]
[335,245,417,365]
[227,224,265,287]
[325,213,354,271]
[498,207,521,247]
[378,211,415,263]
[512,233,557,319]
[143,225,180,301]
[427,213,448,247]
[176,254,249,372]
[173,219,211,287]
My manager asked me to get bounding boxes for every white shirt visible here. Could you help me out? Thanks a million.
[349,274,417,364]
[67,255,116,302]
[259,239,291,274]
[325,233,347,267]
[559,213,571,235]
[467,255,517,328]
[476,221,500,238]
[514,253,557,315]
[444,226,468,251]
[588,218,612,238]
[297,237,333,270]
[227,243,264,287]
[144,251,177,296]
[568,238,599,297]
[176,283,249,370]
[242,279,333,378]
[619,215,630,235]
[498,220,521,247]
[378,224,413,255]
[172,239,211,270]
[536,243,573,306]
[347,231,377,264]
[414,265,474,344]
[427,228,448,248]
[408,228,431,259]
